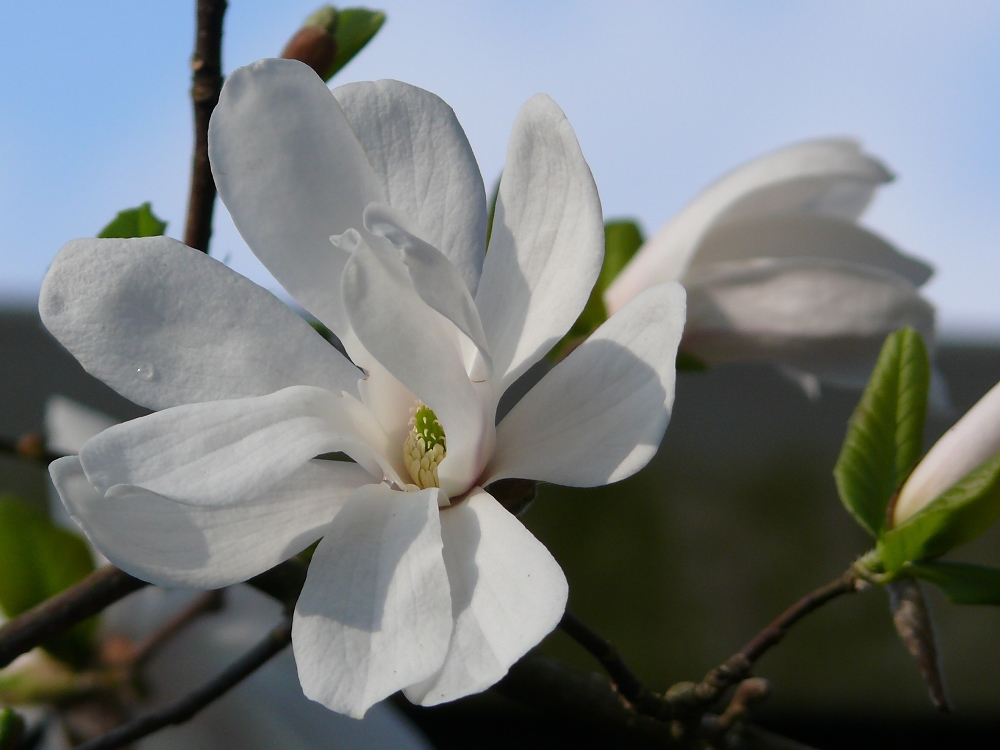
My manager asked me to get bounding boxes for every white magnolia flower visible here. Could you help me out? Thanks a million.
[893,381,1000,526]
[42,396,431,750]
[41,59,686,718]
[604,139,934,395]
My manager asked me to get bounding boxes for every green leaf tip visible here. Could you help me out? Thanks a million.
[0,496,96,666]
[98,202,167,239]
[878,451,1000,571]
[327,7,386,80]
[834,328,930,538]
[303,5,339,34]
[907,560,1000,605]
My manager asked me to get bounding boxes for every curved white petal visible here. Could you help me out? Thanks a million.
[404,488,567,706]
[51,456,370,589]
[365,202,492,377]
[292,485,452,718]
[334,80,487,294]
[896,380,1000,524]
[475,94,604,392]
[605,139,893,312]
[692,213,933,287]
[39,237,362,411]
[681,258,935,383]
[45,396,117,455]
[342,235,494,497]
[209,58,386,336]
[79,386,396,506]
[486,282,686,487]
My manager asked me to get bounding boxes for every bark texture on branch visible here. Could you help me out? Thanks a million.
[183,0,227,252]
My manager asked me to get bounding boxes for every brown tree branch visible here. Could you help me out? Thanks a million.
[0,567,146,670]
[72,617,292,750]
[183,0,227,252]
[133,589,225,670]
[0,434,63,465]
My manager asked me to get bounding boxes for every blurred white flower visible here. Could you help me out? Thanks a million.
[42,396,432,750]
[41,59,686,718]
[604,139,935,395]
[893,381,1000,526]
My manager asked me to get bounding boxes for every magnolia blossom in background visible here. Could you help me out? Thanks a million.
[604,140,935,396]
[43,396,432,750]
[893,381,1000,526]
[41,59,686,718]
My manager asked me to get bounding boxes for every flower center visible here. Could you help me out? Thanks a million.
[403,403,446,489]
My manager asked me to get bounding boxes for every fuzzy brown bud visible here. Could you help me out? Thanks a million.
[887,578,950,712]
[281,24,338,81]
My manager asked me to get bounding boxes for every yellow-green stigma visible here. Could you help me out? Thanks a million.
[404,404,447,489]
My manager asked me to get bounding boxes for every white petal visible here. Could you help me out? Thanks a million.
[51,456,370,588]
[404,488,567,705]
[485,282,686,487]
[896,380,1000,524]
[45,396,116,455]
[692,213,933,287]
[210,58,386,336]
[39,237,362,411]
[342,235,494,497]
[605,139,893,312]
[681,258,935,384]
[292,485,452,718]
[364,202,492,377]
[79,386,396,506]
[475,94,604,393]
[334,79,487,294]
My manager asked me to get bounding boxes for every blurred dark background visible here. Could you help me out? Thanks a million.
[3,307,1000,748]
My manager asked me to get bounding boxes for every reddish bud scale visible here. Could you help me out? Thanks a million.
[281,26,337,80]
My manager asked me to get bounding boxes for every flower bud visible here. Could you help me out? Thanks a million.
[894,379,1000,525]
[281,6,338,81]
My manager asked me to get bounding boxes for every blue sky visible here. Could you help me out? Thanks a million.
[2,1,999,336]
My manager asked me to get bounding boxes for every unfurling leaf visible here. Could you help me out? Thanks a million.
[0,496,96,667]
[834,328,930,537]
[878,451,1000,571]
[329,8,386,79]
[97,202,167,239]
[908,560,1000,605]
[887,578,949,712]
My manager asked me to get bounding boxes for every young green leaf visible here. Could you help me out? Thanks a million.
[878,451,1000,571]
[833,328,930,537]
[0,496,96,666]
[907,560,1000,605]
[97,202,167,239]
[327,8,386,79]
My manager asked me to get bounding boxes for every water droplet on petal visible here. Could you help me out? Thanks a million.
[135,362,156,381]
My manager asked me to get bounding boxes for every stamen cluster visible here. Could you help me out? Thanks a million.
[404,404,446,489]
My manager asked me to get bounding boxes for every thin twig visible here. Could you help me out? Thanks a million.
[558,611,656,711]
[133,590,225,670]
[690,567,861,709]
[0,567,146,670]
[73,618,292,750]
[183,0,227,252]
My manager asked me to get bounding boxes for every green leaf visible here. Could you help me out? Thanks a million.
[833,328,930,537]
[97,202,167,239]
[878,451,1000,570]
[0,708,25,750]
[0,496,96,666]
[907,560,1000,605]
[548,219,646,361]
[327,8,386,79]
[485,173,501,250]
